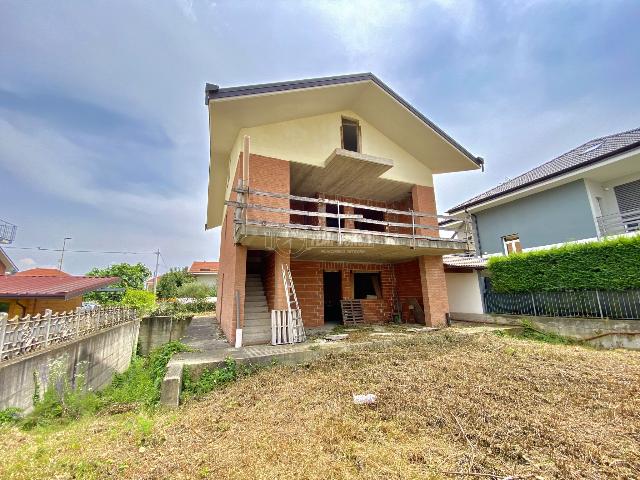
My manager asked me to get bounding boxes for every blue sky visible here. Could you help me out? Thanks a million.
[1,0,638,275]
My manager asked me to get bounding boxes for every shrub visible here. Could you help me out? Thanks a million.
[175,282,215,299]
[487,235,640,293]
[181,358,262,400]
[156,268,196,299]
[120,289,156,315]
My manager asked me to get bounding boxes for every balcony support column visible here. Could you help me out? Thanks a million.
[418,255,449,327]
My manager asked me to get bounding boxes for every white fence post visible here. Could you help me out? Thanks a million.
[0,313,7,359]
[44,309,52,346]
[75,307,82,338]
[530,293,537,316]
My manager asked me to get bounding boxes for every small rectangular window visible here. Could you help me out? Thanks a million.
[502,234,522,254]
[0,302,9,314]
[341,118,360,152]
[354,272,382,299]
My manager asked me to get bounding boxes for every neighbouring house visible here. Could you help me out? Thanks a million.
[205,73,483,345]
[13,268,71,277]
[0,274,119,318]
[0,247,18,276]
[188,261,219,288]
[446,127,640,256]
[145,275,162,291]
[442,126,640,315]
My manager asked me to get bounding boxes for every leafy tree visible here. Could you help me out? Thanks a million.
[175,282,215,299]
[120,289,156,315]
[85,262,152,303]
[156,268,195,299]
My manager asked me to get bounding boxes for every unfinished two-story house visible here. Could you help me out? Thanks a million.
[205,73,483,345]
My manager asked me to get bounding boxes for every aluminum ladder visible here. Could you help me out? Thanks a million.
[281,263,306,343]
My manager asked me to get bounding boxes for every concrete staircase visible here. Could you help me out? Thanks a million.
[243,273,272,345]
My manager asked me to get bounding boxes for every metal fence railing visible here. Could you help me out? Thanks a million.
[484,290,640,320]
[0,218,17,244]
[0,306,137,362]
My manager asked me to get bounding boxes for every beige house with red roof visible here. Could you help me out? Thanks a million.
[0,274,119,318]
[188,261,219,288]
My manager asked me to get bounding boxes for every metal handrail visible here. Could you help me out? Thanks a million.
[0,219,17,244]
[596,209,640,237]
[226,187,475,252]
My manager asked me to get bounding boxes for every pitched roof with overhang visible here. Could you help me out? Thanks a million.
[0,275,119,300]
[14,268,71,277]
[448,127,640,214]
[206,73,483,228]
[442,255,487,270]
[188,261,219,274]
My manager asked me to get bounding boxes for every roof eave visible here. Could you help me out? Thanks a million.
[205,73,484,169]
[447,141,640,214]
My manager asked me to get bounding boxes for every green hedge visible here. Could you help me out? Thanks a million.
[487,235,640,293]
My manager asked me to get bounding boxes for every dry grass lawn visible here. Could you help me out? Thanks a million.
[2,330,640,479]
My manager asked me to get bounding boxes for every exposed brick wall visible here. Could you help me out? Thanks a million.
[262,251,276,311]
[419,255,450,327]
[393,259,424,322]
[289,261,323,327]
[218,158,247,345]
[411,185,439,237]
[290,260,395,326]
[246,154,290,225]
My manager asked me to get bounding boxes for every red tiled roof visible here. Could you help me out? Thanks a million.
[0,276,119,300]
[188,261,219,274]
[14,268,72,277]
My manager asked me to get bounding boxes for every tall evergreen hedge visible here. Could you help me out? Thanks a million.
[487,235,640,293]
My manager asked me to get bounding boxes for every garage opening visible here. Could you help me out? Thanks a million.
[354,272,382,300]
[323,271,342,324]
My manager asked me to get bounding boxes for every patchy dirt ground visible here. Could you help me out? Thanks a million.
[2,330,639,479]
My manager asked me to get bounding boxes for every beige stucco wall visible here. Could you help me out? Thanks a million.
[194,273,218,288]
[224,110,434,205]
[445,271,484,314]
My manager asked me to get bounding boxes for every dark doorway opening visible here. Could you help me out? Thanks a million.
[323,271,342,324]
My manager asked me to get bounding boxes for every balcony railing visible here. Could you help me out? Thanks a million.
[226,187,475,252]
[0,219,17,244]
[596,208,640,238]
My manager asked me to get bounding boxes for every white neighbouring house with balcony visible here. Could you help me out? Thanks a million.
[442,126,640,315]
[447,126,640,256]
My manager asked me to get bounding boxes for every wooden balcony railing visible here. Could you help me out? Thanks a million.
[225,187,475,252]
[597,208,640,237]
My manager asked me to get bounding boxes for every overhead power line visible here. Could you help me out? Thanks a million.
[4,245,158,255]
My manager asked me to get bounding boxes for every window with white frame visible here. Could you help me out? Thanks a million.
[502,234,522,254]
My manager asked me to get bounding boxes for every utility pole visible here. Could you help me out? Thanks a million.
[153,249,160,295]
[58,237,72,271]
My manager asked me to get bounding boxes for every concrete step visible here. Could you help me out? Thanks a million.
[245,300,267,307]
[245,295,266,301]
[245,316,271,325]
[245,307,269,315]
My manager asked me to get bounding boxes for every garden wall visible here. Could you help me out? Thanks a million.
[0,320,139,413]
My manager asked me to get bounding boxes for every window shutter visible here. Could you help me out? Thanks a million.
[614,179,640,213]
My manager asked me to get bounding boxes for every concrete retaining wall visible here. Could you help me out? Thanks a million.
[138,316,192,356]
[451,312,640,350]
[0,320,140,412]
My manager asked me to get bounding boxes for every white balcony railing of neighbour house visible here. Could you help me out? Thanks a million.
[226,186,475,252]
[0,306,137,362]
[596,208,640,238]
[0,218,17,244]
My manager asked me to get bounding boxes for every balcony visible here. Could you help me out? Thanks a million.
[596,208,640,238]
[0,219,17,245]
[226,187,474,262]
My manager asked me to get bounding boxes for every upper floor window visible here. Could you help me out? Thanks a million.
[502,234,522,255]
[341,117,361,153]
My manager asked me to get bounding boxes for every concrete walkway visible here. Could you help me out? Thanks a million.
[179,315,228,353]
